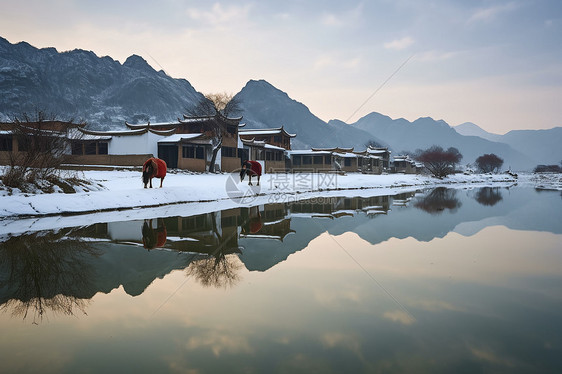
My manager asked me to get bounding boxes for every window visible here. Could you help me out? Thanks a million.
[274,135,282,143]
[17,137,30,152]
[0,135,12,151]
[313,155,323,165]
[293,155,301,166]
[303,155,312,165]
[85,142,97,155]
[71,142,83,155]
[275,152,282,161]
[183,146,194,158]
[324,155,331,164]
[195,146,205,159]
[266,151,273,161]
[344,158,351,167]
[183,145,205,159]
[221,146,236,157]
[98,142,108,155]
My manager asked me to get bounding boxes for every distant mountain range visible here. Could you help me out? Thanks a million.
[1,36,560,170]
[0,37,203,129]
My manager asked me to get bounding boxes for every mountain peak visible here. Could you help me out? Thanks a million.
[123,54,154,72]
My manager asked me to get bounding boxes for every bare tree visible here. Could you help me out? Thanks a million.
[3,108,84,189]
[416,146,463,178]
[185,93,242,172]
[475,153,504,173]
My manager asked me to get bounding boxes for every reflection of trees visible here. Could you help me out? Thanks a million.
[185,253,243,289]
[414,188,461,214]
[0,230,99,323]
[475,187,503,206]
[185,211,243,289]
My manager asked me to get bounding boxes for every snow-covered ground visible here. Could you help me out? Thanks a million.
[1,168,560,238]
[0,168,527,219]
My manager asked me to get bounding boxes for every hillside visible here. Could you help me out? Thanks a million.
[0,37,203,129]
[348,113,534,170]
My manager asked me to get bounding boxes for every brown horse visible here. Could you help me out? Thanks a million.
[142,157,167,188]
[240,160,262,186]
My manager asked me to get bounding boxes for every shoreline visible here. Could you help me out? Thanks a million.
[0,170,536,236]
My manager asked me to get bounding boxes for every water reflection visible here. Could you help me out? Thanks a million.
[0,230,98,323]
[142,218,167,250]
[414,187,461,214]
[2,187,561,324]
[474,187,503,206]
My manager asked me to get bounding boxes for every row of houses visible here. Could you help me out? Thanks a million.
[0,114,420,174]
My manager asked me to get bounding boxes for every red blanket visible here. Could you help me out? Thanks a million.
[143,157,167,178]
[247,160,262,176]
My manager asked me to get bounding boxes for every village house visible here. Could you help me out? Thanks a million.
[0,120,84,166]
[238,127,296,150]
[392,155,418,174]
[122,114,245,172]
[288,147,388,175]
[238,127,296,172]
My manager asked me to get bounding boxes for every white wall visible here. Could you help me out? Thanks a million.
[108,132,165,156]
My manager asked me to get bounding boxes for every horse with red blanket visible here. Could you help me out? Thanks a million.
[240,160,262,186]
[142,157,167,188]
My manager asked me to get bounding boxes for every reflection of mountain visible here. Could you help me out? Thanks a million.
[2,187,560,316]
[0,228,199,321]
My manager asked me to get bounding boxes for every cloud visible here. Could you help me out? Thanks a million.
[468,2,519,23]
[383,310,416,325]
[186,3,253,27]
[313,54,362,70]
[321,3,364,28]
[418,49,464,62]
[384,36,414,50]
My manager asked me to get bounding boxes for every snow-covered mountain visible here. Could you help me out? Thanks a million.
[0,37,204,129]
[234,79,386,150]
[454,122,562,168]
[2,36,559,170]
[454,122,503,142]
[345,112,534,170]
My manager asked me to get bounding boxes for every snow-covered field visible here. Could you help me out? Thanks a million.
[1,168,560,237]
[0,168,528,218]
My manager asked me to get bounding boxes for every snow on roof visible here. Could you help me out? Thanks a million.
[367,149,387,154]
[288,150,331,155]
[339,152,358,158]
[157,133,204,143]
[78,133,112,141]
[239,127,297,137]
[264,144,286,151]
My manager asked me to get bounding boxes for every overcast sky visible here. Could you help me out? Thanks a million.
[1,0,561,133]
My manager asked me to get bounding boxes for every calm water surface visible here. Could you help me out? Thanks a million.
[1,187,561,373]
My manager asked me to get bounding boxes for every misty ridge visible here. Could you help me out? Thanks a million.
[1,36,560,171]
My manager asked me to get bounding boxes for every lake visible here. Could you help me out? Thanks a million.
[1,186,561,373]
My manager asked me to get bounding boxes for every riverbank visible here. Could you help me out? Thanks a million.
[0,168,525,219]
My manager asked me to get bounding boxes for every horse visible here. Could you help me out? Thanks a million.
[142,157,167,188]
[240,160,262,186]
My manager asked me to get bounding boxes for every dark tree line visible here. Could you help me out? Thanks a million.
[475,153,504,173]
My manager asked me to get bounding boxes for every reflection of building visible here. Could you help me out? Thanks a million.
[289,196,392,218]
[240,204,294,241]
